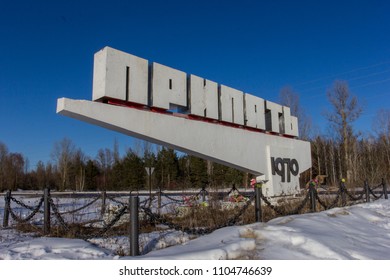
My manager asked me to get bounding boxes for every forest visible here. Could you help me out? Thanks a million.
[1,81,389,192]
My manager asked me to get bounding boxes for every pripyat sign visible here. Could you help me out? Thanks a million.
[57,47,312,196]
[93,48,299,137]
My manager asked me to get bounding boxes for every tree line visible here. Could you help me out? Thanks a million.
[0,139,246,192]
[1,80,389,192]
[281,81,390,187]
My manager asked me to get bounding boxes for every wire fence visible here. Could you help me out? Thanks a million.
[1,178,388,256]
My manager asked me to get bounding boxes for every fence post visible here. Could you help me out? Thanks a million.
[364,180,370,203]
[101,191,106,215]
[201,186,206,202]
[3,190,11,228]
[383,178,388,200]
[44,188,51,235]
[309,185,317,212]
[255,187,263,222]
[129,195,139,256]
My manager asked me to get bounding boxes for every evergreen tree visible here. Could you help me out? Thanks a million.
[211,163,244,188]
[85,160,100,190]
[188,155,208,189]
[121,149,145,191]
[155,148,179,189]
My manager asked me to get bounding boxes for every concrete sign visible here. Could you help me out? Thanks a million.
[57,47,311,196]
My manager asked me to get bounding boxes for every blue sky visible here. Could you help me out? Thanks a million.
[1,0,389,169]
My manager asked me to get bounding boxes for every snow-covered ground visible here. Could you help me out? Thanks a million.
[1,198,390,260]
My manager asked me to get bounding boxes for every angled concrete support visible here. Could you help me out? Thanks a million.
[57,98,311,196]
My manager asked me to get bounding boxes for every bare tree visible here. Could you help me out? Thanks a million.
[0,142,8,189]
[35,161,46,189]
[328,139,337,185]
[73,149,87,191]
[373,109,390,176]
[10,153,25,189]
[96,148,114,189]
[279,86,313,140]
[0,143,27,190]
[373,109,390,136]
[324,80,362,184]
[51,138,76,191]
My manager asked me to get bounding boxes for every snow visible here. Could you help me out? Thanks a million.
[1,198,390,260]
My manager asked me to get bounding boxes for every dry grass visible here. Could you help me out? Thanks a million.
[9,191,351,238]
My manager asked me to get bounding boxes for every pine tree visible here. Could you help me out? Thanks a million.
[188,156,208,189]
[155,148,179,189]
[85,160,100,190]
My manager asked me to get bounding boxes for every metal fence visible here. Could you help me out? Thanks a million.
[1,179,388,256]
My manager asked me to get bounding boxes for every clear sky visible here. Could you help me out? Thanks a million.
[1,0,389,169]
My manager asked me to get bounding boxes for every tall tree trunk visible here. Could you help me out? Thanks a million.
[330,144,336,186]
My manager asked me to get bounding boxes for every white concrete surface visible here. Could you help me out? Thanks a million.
[91,47,299,137]
[92,47,149,105]
[219,85,245,125]
[244,94,266,130]
[151,62,187,110]
[57,98,311,196]
[265,100,284,134]
[189,75,219,120]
